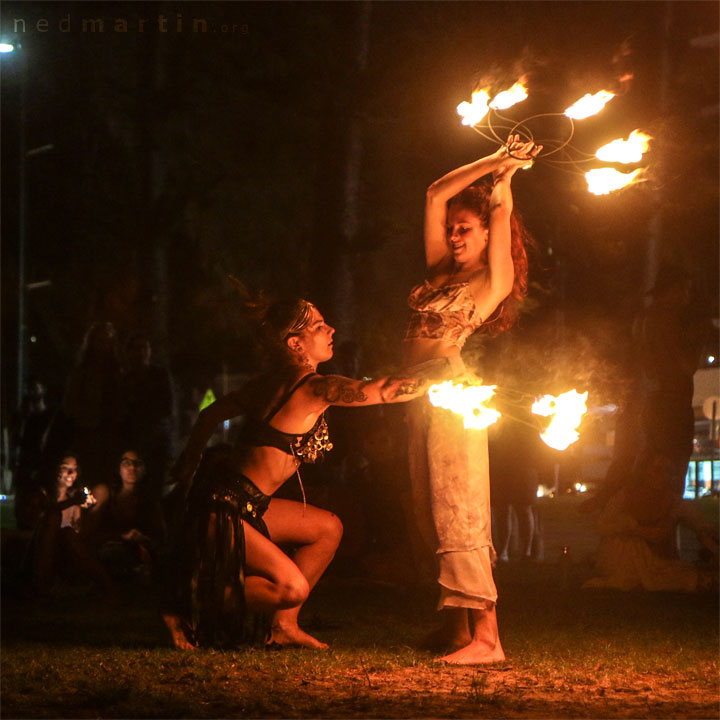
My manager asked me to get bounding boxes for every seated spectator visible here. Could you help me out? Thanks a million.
[583,454,718,593]
[30,453,113,597]
[90,450,166,576]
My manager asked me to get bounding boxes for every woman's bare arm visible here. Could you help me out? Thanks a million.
[469,138,539,320]
[173,389,247,497]
[424,150,507,276]
[302,373,428,412]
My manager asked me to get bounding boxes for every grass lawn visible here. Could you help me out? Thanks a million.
[2,496,718,719]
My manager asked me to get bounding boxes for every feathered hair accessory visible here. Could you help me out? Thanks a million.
[227,275,314,341]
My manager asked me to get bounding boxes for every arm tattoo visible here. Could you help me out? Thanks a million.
[379,376,425,402]
[393,379,423,397]
[310,376,369,404]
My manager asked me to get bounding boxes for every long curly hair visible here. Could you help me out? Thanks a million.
[447,182,533,335]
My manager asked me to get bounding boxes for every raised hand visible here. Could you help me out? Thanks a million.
[81,488,97,508]
[494,134,541,181]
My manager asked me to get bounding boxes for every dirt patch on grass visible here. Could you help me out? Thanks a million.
[5,652,716,719]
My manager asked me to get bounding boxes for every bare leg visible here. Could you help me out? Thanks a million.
[515,504,535,559]
[164,516,311,651]
[419,607,471,652]
[439,604,505,665]
[262,498,343,649]
[493,505,512,562]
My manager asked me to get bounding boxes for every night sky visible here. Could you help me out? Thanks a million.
[1,1,718,426]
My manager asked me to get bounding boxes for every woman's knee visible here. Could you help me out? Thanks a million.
[322,512,343,547]
[277,573,310,607]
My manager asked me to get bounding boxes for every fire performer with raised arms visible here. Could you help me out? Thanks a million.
[402,134,539,664]
[163,286,427,651]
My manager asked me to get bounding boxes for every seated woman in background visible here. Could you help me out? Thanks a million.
[89,450,166,576]
[163,282,427,651]
[31,453,113,597]
[583,454,719,593]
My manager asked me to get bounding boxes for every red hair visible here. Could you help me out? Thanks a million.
[448,182,532,335]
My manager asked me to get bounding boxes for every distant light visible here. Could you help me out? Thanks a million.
[0,494,8,502]
[708,355,716,364]
[223,420,230,431]
[0,44,15,53]
[30,335,37,343]
[574,482,587,493]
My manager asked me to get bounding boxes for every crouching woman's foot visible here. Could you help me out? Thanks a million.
[267,622,328,650]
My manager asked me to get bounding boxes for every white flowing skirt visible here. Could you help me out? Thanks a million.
[405,356,497,610]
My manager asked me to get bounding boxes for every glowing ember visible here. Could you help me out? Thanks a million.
[585,167,644,195]
[532,389,588,451]
[489,81,529,110]
[457,89,491,126]
[595,130,652,163]
[427,380,501,430]
[564,90,615,119]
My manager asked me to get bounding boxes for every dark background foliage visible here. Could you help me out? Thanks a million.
[1,1,717,426]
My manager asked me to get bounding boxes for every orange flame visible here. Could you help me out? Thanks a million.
[564,90,615,120]
[595,130,652,164]
[489,81,529,110]
[532,390,588,451]
[586,167,645,195]
[427,381,501,430]
[457,89,491,127]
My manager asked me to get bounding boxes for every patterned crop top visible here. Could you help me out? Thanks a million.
[238,374,333,464]
[404,280,483,348]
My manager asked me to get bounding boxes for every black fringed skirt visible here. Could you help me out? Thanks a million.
[179,453,272,648]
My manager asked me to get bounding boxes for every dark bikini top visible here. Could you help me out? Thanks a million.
[238,374,333,464]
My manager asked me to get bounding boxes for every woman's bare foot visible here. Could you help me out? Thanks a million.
[162,613,196,651]
[268,623,329,649]
[439,639,505,665]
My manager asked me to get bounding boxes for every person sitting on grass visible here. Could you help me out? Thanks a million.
[583,453,719,593]
[30,453,114,599]
[162,281,428,651]
[89,449,166,577]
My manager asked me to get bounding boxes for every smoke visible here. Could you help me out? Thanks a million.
[466,312,636,408]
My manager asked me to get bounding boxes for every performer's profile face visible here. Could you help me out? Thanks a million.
[446,206,488,264]
[294,306,335,364]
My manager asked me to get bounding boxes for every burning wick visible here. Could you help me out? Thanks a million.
[595,129,652,164]
[564,90,615,120]
[585,167,645,195]
[531,389,588,451]
[457,90,491,126]
[427,381,501,430]
[457,79,528,127]
[489,81,528,110]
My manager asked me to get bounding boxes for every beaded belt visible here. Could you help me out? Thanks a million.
[211,473,271,520]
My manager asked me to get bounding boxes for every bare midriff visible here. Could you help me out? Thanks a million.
[402,336,463,369]
[230,444,299,497]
